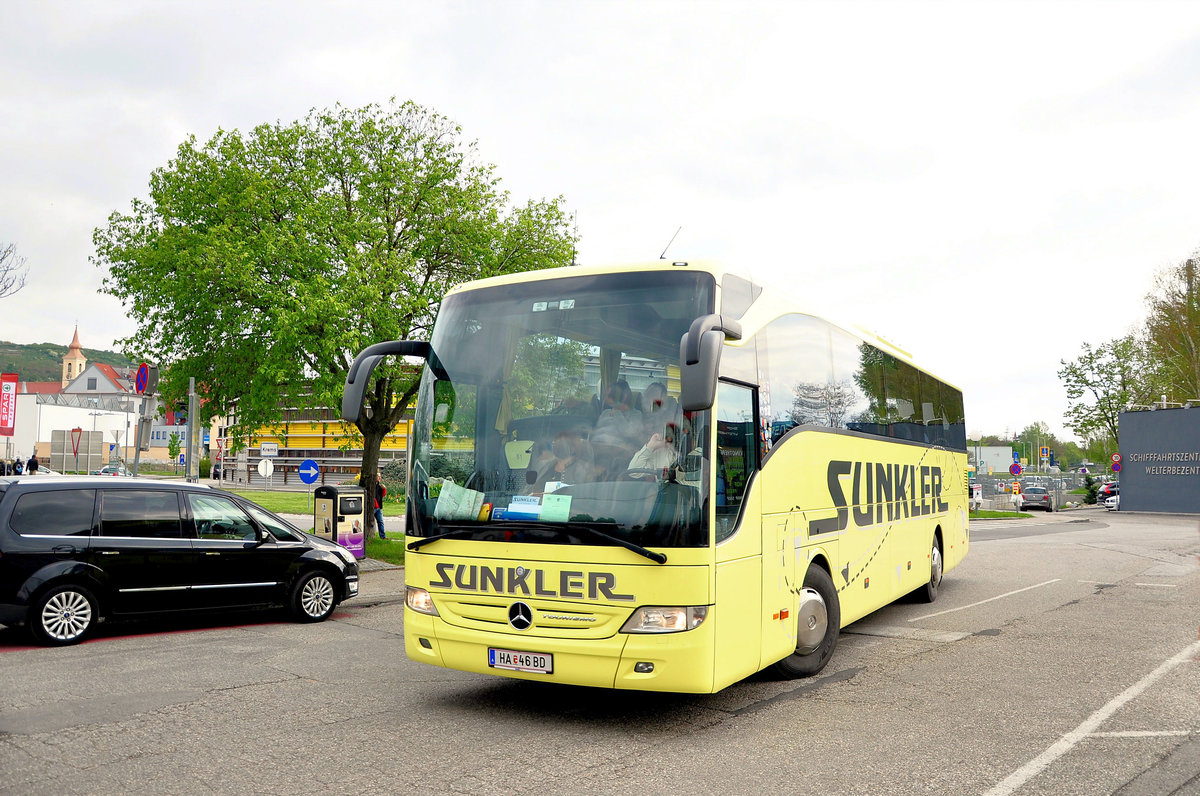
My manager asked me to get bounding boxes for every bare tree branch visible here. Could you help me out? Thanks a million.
[0,243,29,299]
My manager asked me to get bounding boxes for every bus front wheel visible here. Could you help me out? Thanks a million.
[919,536,943,603]
[773,565,840,679]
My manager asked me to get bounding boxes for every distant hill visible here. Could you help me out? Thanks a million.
[0,340,133,382]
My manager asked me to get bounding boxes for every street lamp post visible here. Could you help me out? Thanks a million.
[88,410,103,473]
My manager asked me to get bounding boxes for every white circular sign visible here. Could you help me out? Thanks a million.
[257,458,274,478]
[1111,453,1122,463]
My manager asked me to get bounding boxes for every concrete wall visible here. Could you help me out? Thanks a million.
[1119,407,1200,513]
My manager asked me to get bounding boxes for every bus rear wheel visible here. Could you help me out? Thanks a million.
[773,565,840,678]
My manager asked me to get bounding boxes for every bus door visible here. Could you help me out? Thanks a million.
[761,507,799,668]
[712,381,764,684]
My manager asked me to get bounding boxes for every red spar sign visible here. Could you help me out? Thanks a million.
[0,373,17,436]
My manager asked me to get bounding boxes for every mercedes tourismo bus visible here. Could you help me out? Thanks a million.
[342,262,968,693]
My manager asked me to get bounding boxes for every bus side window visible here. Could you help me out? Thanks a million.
[715,381,756,542]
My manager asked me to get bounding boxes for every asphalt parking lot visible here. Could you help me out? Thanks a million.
[1,508,1197,795]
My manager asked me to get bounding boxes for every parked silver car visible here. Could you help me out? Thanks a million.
[1019,486,1054,512]
[91,464,131,477]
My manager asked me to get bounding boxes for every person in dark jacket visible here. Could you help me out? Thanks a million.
[26,454,39,473]
[358,468,387,539]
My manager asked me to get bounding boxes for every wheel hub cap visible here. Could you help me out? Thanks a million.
[302,578,334,617]
[795,587,828,655]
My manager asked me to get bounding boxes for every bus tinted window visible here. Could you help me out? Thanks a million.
[756,314,834,447]
[757,314,965,452]
[716,381,756,543]
[848,342,965,450]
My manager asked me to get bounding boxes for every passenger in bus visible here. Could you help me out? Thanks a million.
[588,379,638,461]
[594,380,642,439]
[625,419,685,480]
[526,430,594,494]
[528,439,554,471]
[638,381,682,437]
[591,380,644,476]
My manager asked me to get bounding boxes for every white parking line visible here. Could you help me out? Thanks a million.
[1134,583,1178,588]
[982,639,1200,796]
[1091,730,1191,738]
[907,579,1061,622]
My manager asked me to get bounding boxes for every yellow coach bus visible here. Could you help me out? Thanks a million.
[342,262,968,693]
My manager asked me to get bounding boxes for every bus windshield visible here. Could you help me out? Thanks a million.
[408,270,715,549]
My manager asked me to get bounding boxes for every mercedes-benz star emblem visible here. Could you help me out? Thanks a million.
[508,601,533,630]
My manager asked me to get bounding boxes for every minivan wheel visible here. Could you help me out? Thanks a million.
[291,571,337,622]
[30,584,97,646]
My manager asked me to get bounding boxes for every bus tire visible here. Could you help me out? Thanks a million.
[773,565,840,679]
[919,535,943,603]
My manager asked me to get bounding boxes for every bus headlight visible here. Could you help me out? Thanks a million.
[405,587,440,616]
[620,606,708,633]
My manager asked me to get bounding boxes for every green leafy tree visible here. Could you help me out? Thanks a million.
[1010,421,1086,470]
[508,334,590,417]
[1082,433,1118,468]
[94,100,576,536]
[167,432,182,471]
[1058,335,1152,444]
[1144,253,1200,401]
[1081,473,1098,505]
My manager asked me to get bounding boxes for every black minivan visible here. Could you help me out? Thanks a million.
[0,476,359,645]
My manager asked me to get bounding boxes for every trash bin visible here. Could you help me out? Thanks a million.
[314,485,366,560]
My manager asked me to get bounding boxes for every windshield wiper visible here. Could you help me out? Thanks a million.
[567,523,667,564]
[407,522,667,564]
[493,521,667,564]
[406,527,478,552]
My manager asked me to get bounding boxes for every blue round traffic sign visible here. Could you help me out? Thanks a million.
[299,458,320,485]
[1112,462,1121,473]
[136,363,149,394]
[1009,463,1022,476]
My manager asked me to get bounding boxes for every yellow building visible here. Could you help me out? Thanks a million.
[213,408,412,487]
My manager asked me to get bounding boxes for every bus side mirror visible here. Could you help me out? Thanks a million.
[342,340,431,424]
[678,315,742,412]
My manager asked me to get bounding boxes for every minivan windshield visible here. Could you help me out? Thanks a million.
[408,271,715,549]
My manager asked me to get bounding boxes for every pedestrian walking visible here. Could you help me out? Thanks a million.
[358,468,388,539]
[372,469,387,539]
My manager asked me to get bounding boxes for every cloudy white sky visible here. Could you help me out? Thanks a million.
[4,0,1200,442]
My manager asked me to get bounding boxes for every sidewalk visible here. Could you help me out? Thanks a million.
[970,505,1102,525]
[348,560,406,607]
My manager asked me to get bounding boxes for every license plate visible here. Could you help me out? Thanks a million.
[488,647,553,674]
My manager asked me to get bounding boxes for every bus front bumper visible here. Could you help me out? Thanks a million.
[405,608,718,693]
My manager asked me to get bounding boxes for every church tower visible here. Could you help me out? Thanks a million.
[62,326,87,388]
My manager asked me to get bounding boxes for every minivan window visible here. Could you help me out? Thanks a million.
[100,490,183,538]
[10,489,96,536]
[188,493,257,541]
[245,503,304,542]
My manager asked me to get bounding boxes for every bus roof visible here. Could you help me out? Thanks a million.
[446,260,961,392]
